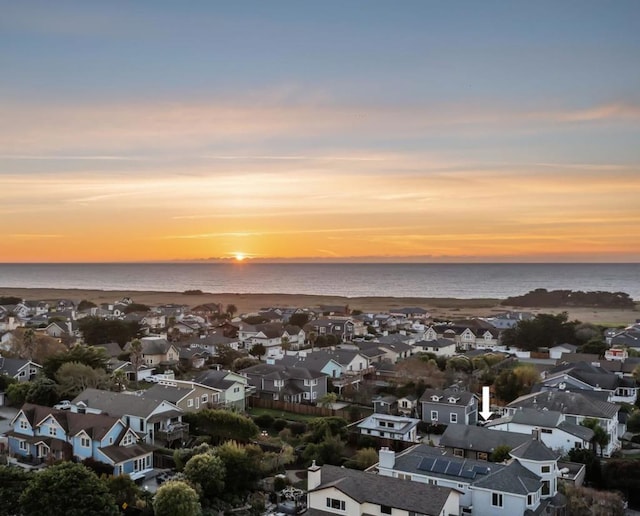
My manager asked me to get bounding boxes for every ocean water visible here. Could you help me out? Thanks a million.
[0,263,638,299]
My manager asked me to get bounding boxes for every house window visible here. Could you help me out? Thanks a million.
[541,465,550,473]
[49,426,56,436]
[453,448,464,458]
[381,506,392,514]
[81,437,90,448]
[234,387,240,393]
[450,413,458,424]
[187,399,193,407]
[491,493,503,507]
[326,498,345,511]
[19,420,28,430]
[19,440,28,451]
[574,442,582,449]
[542,480,550,496]
[527,494,533,505]
[541,428,552,434]
[304,392,310,400]
[201,394,208,403]
[477,452,488,461]
[430,410,438,421]
[398,473,411,480]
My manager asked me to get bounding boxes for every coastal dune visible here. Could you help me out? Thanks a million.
[0,287,636,325]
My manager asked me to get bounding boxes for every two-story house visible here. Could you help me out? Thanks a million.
[193,369,249,411]
[357,413,420,443]
[0,357,42,382]
[420,385,478,426]
[7,403,154,479]
[70,388,186,446]
[239,363,327,403]
[131,338,179,367]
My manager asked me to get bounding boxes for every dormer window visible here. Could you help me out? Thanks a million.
[448,397,459,404]
[431,395,442,402]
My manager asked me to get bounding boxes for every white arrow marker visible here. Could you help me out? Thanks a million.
[480,386,493,421]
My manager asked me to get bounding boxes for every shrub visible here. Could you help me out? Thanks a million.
[287,421,307,436]
[254,414,275,429]
[273,418,288,431]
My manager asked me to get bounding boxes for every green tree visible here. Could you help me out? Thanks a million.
[128,339,143,379]
[350,447,379,470]
[579,338,608,357]
[124,303,151,314]
[103,474,144,511]
[249,343,266,360]
[303,433,346,466]
[305,417,349,443]
[0,465,33,516]
[183,453,226,502]
[173,443,215,472]
[490,445,512,463]
[280,335,291,352]
[6,382,30,406]
[225,304,238,318]
[78,317,141,346]
[501,312,577,352]
[214,343,243,368]
[581,418,610,457]
[289,313,310,329]
[77,299,97,311]
[25,376,59,406]
[153,480,202,516]
[19,462,118,516]
[318,392,338,408]
[308,330,317,350]
[43,345,109,380]
[494,365,540,403]
[55,361,110,398]
[185,409,259,444]
[215,441,262,498]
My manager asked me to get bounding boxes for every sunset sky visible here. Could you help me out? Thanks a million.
[2,1,639,263]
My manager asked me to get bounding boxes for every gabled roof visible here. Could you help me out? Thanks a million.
[311,464,453,516]
[472,460,541,495]
[507,390,619,420]
[193,369,237,390]
[72,388,179,419]
[510,439,560,462]
[0,357,41,377]
[440,424,530,454]
[420,387,475,406]
[138,338,174,355]
[240,362,325,380]
[18,403,121,441]
[142,384,194,404]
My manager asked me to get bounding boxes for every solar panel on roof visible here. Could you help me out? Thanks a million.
[433,459,449,474]
[446,462,463,476]
[417,457,436,472]
[460,470,476,479]
[472,465,490,475]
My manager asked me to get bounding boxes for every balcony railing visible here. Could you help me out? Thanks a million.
[157,423,189,443]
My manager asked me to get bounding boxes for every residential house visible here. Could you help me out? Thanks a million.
[377,439,568,516]
[141,382,222,413]
[133,337,179,367]
[420,385,478,426]
[540,360,638,404]
[6,403,154,479]
[504,390,621,456]
[305,318,365,342]
[440,424,532,461]
[307,462,460,516]
[389,307,430,319]
[481,311,534,330]
[191,303,224,318]
[484,407,594,455]
[70,388,186,446]
[192,369,249,411]
[548,343,578,360]
[357,413,420,443]
[397,394,419,417]
[178,346,210,369]
[414,338,456,357]
[186,332,241,354]
[430,321,500,351]
[373,395,398,415]
[239,323,305,354]
[0,357,42,382]
[240,363,327,403]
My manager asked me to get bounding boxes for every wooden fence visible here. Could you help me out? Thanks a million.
[248,397,370,422]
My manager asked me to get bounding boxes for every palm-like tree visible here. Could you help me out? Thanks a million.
[281,335,291,353]
[129,339,143,382]
[308,331,317,351]
[226,304,238,318]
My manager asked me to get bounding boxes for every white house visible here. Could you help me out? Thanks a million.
[356,413,420,443]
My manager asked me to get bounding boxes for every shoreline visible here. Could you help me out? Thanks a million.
[1,287,637,325]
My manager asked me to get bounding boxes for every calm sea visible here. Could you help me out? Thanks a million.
[0,263,638,299]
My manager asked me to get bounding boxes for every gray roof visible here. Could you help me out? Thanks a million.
[0,357,38,377]
[508,390,619,420]
[440,424,530,454]
[510,439,560,462]
[139,339,173,355]
[415,338,456,349]
[557,421,594,441]
[472,461,541,495]
[240,362,325,380]
[312,464,453,516]
[193,369,236,390]
[72,388,177,419]
[357,414,420,436]
[420,387,475,406]
[142,384,193,404]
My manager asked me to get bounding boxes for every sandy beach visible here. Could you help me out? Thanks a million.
[0,287,637,325]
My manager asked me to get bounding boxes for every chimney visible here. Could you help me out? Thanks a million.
[307,460,322,490]
[532,428,541,441]
[378,447,396,470]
